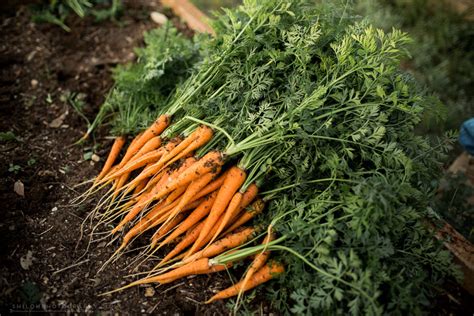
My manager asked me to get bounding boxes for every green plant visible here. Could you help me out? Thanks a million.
[31,0,123,32]
[8,164,22,174]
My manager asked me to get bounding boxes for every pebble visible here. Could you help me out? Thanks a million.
[31,79,38,88]
[151,12,168,25]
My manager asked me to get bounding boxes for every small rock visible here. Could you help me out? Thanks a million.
[91,154,100,162]
[20,250,34,270]
[49,110,69,128]
[14,180,25,197]
[151,12,168,25]
[144,287,155,297]
[85,305,92,313]
[51,206,58,214]
[31,79,38,88]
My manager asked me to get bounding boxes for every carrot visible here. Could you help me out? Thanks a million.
[238,230,275,298]
[142,258,229,285]
[190,169,228,201]
[207,192,242,246]
[132,178,148,195]
[95,136,126,183]
[159,169,217,230]
[158,222,204,266]
[186,209,227,255]
[237,183,259,214]
[121,137,182,190]
[112,124,208,186]
[154,191,218,249]
[210,183,259,242]
[161,125,213,169]
[189,166,246,255]
[147,213,186,246]
[134,136,162,159]
[117,115,170,167]
[183,227,255,264]
[223,199,265,235]
[106,148,166,181]
[205,261,284,303]
[165,184,188,205]
[149,151,225,203]
[110,158,195,234]
[111,172,130,200]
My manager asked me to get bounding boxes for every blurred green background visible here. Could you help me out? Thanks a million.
[192,0,474,135]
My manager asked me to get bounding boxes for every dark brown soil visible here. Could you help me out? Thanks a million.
[0,2,234,314]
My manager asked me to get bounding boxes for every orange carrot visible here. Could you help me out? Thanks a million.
[149,151,225,203]
[147,213,185,246]
[154,191,218,249]
[110,158,194,234]
[134,136,162,159]
[113,125,208,186]
[117,115,170,167]
[165,184,188,205]
[183,227,255,264]
[238,230,275,296]
[223,199,265,235]
[95,136,126,183]
[106,148,166,180]
[122,137,182,189]
[158,222,204,266]
[211,183,258,241]
[146,258,229,284]
[161,125,213,169]
[189,166,246,255]
[207,192,242,245]
[190,169,228,200]
[159,169,217,230]
[205,261,284,303]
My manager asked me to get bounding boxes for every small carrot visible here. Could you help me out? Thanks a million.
[105,147,166,180]
[154,192,218,249]
[161,125,214,169]
[133,136,162,159]
[211,183,259,242]
[189,166,246,255]
[158,222,204,266]
[223,199,265,235]
[110,158,194,234]
[121,137,182,190]
[114,124,204,185]
[95,136,126,183]
[144,258,229,285]
[117,115,170,167]
[207,192,242,246]
[147,213,186,246]
[149,151,225,203]
[183,227,255,264]
[205,261,284,303]
[238,229,275,298]
[159,168,218,230]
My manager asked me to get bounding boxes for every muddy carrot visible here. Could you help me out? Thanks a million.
[189,166,246,255]
[205,261,284,303]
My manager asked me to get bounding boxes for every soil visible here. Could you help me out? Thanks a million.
[0,2,237,314]
[0,1,472,315]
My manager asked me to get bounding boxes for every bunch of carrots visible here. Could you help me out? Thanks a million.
[77,114,284,302]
